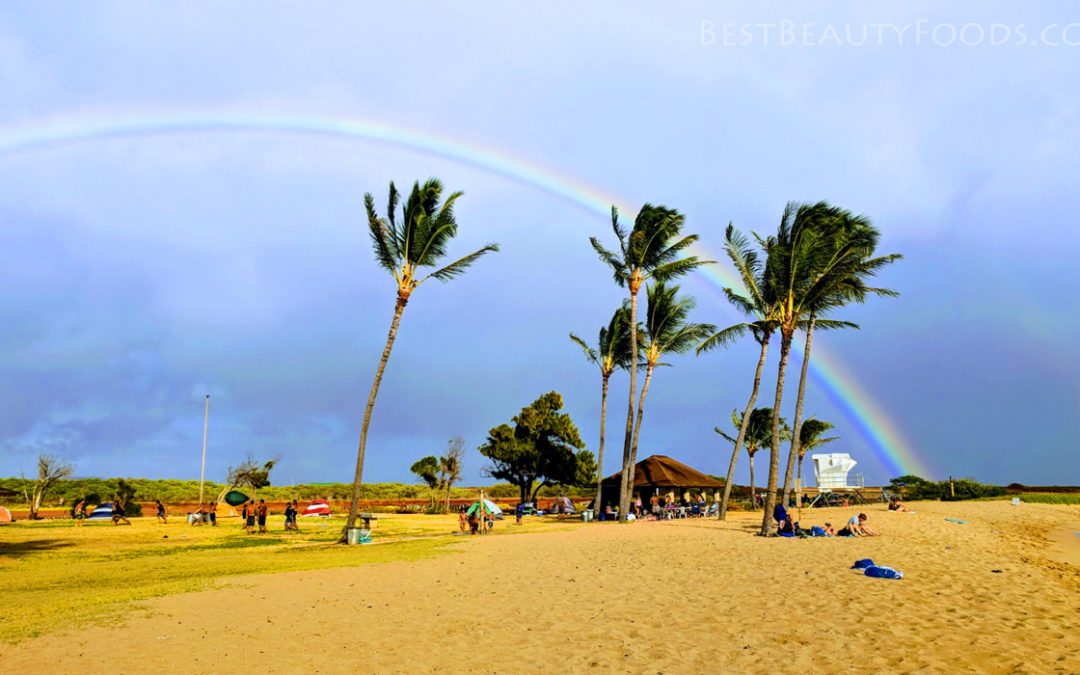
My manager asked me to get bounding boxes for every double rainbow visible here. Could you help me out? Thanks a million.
[0,108,932,478]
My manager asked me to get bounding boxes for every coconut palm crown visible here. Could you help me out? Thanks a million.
[590,204,712,521]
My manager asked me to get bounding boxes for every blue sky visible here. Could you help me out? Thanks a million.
[1,2,1077,487]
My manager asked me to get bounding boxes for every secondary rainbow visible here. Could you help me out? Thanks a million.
[0,108,932,478]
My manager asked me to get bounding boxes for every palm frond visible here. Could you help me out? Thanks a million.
[589,237,628,286]
[568,333,599,367]
[650,256,712,283]
[421,243,499,283]
[365,191,400,276]
[696,322,753,354]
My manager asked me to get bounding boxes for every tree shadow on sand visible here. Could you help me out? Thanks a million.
[0,539,76,559]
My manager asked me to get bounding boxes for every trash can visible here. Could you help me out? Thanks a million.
[345,527,363,545]
[581,509,593,522]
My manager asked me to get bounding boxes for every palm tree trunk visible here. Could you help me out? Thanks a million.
[594,373,610,522]
[618,287,640,522]
[343,293,408,540]
[782,314,816,505]
[718,334,770,520]
[796,454,805,511]
[748,452,756,509]
[760,330,793,536]
[626,364,656,511]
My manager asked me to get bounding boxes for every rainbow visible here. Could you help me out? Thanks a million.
[0,108,932,478]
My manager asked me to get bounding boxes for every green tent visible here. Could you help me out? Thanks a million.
[466,499,503,517]
[224,490,250,507]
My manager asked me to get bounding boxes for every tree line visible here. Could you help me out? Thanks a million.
[331,177,904,538]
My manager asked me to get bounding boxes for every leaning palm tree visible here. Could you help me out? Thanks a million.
[715,407,788,510]
[569,303,635,520]
[590,205,709,521]
[698,224,779,520]
[343,178,499,539]
[627,283,714,491]
[779,207,901,505]
[757,202,895,535]
[794,418,838,505]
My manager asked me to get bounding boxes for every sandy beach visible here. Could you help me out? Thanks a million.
[2,500,1077,673]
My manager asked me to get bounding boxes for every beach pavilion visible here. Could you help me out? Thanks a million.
[599,455,723,510]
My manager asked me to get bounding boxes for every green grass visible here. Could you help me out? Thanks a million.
[0,513,576,642]
[1010,493,1080,505]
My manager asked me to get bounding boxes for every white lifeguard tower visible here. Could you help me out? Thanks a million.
[813,453,857,489]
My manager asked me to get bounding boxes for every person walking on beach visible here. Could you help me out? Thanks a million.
[257,499,268,534]
[207,500,217,526]
[74,499,87,527]
[459,508,468,533]
[155,500,167,524]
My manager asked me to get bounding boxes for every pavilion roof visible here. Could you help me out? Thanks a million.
[600,455,723,488]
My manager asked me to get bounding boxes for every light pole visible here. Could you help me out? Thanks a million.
[199,395,209,504]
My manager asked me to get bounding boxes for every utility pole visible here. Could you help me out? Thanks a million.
[199,395,209,504]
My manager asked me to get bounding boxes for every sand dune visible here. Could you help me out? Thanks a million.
[2,500,1077,673]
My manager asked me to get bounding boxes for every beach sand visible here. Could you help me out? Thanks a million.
[2,500,1077,673]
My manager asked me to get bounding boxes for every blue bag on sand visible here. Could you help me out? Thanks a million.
[851,558,875,569]
[779,532,794,538]
[810,526,825,537]
[864,565,903,579]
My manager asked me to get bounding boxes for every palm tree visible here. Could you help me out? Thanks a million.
[343,179,499,539]
[779,207,901,505]
[795,419,838,505]
[715,407,788,510]
[590,205,710,521]
[757,202,898,535]
[698,224,779,520]
[570,303,635,520]
[627,283,714,496]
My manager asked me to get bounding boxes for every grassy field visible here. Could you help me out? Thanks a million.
[0,513,580,642]
[1011,493,1080,505]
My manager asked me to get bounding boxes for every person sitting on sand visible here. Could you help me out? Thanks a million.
[888,498,909,513]
[156,500,167,525]
[837,513,878,536]
[773,503,795,535]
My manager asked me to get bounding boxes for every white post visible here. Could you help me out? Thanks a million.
[199,395,209,504]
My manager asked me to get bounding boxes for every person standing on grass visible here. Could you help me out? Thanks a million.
[207,500,217,526]
[257,499,268,534]
[459,507,468,533]
[244,501,256,534]
[155,500,167,525]
[283,501,296,531]
[74,499,87,527]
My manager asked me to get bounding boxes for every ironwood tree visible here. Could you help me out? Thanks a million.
[478,391,595,505]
